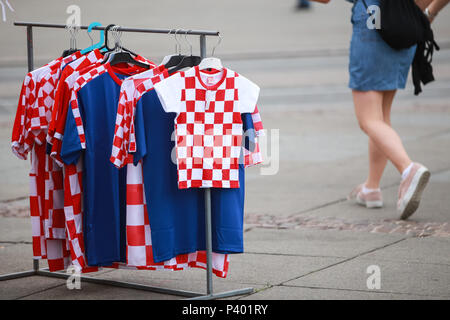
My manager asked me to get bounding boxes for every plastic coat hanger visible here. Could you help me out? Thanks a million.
[99,24,115,54]
[80,22,104,55]
[103,25,150,69]
[198,33,223,71]
[168,30,202,74]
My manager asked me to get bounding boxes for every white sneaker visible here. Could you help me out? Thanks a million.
[397,163,430,220]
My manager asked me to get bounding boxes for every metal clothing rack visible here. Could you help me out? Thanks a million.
[0,21,254,300]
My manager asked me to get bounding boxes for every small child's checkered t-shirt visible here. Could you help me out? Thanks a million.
[154,66,260,189]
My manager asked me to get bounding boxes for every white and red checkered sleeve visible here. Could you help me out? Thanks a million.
[60,89,86,165]
[153,73,184,113]
[11,74,32,160]
[111,89,133,168]
[251,105,264,137]
[236,75,260,113]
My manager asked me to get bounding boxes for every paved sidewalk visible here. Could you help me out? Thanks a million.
[0,1,449,300]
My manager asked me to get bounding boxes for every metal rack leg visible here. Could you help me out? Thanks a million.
[35,269,202,298]
[204,188,213,296]
[26,26,34,71]
[0,270,36,281]
[196,35,254,300]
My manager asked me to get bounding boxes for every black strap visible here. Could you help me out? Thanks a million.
[361,0,369,10]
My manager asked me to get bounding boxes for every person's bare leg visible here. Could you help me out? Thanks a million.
[365,90,396,188]
[353,90,412,174]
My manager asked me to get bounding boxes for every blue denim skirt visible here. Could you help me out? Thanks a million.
[349,0,417,91]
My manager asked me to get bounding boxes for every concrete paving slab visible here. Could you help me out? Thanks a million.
[242,285,446,300]
[244,228,405,258]
[0,217,32,243]
[96,253,341,290]
[90,269,262,300]
[285,256,450,298]
[299,168,450,224]
[361,237,450,266]
[20,280,177,300]
[0,244,42,274]
[0,276,67,300]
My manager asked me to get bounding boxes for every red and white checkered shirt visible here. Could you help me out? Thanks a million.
[38,53,82,243]
[154,66,260,189]
[11,53,81,271]
[111,68,263,170]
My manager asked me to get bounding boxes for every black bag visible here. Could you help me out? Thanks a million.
[362,0,425,50]
[362,0,440,95]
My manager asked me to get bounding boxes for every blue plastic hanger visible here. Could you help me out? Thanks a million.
[80,22,104,54]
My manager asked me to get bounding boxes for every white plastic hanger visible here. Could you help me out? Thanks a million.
[198,33,223,71]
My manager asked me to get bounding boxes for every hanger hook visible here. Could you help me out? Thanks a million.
[103,24,115,51]
[87,27,94,47]
[168,29,179,55]
[86,22,101,48]
[211,33,222,57]
[174,28,182,55]
[65,23,79,50]
[111,25,122,52]
[184,30,193,56]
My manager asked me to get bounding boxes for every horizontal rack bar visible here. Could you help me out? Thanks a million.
[14,21,220,36]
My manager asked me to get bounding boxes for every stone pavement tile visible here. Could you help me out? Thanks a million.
[0,276,67,300]
[0,217,31,243]
[97,253,341,291]
[0,243,41,274]
[92,269,262,300]
[19,280,176,300]
[300,168,450,225]
[241,285,445,300]
[362,237,450,265]
[284,256,450,298]
[244,228,405,258]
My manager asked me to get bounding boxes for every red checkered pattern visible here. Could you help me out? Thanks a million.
[11,59,60,160]
[154,67,260,189]
[63,160,100,273]
[122,161,229,277]
[44,155,66,239]
[31,140,71,271]
[109,252,230,278]
[110,66,168,168]
[252,105,264,137]
[31,51,81,144]
[111,69,263,170]
[10,52,91,272]
[11,57,73,270]
[29,144,46,259]
[68,65,110,149]
[47,49,104,147]
[38,52,82,245]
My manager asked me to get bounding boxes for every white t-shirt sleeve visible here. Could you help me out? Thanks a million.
[236,74,260,114]
[154,73,184,113]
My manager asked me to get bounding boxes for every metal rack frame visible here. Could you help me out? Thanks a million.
[0,21,254,300]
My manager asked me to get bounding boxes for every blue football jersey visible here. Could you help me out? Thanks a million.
[61,69,129,266]
[133,89,255,262]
